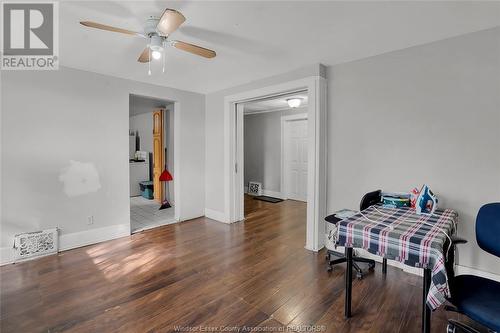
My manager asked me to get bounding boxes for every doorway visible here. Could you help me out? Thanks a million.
[224,76,327,251]
[129,94,176,233]
[241,94,309,220]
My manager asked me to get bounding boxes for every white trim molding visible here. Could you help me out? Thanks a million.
[204,208,230,223]
[173,101,181,222]
[59,223,130,251]
[244,105,309,116]
[262,189,285,199]
[224,76,327,252]
[455,265,500,282]
[0,247,15,266]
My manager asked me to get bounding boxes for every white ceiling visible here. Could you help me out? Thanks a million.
[61,1,500,94]
[243,92,308,114]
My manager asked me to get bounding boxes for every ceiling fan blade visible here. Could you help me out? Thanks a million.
[80,21,144,37]
[157,9,185,35]
[137,47,151,63]
[172,40,216,59]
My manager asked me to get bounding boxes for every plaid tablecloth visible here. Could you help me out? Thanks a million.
[335,205,458,310]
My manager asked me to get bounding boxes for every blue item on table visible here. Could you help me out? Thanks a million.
[416,184,438,215]
[381,192,411,208]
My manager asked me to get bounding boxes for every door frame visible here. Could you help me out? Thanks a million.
[172,102,180,223]
[281,113,308,201]
[224,76,327,251]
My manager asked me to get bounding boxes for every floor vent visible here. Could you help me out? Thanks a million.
[13,228,59,262]
[248,181,263,196]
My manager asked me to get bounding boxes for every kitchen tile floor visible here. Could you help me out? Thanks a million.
[130,196,175,233]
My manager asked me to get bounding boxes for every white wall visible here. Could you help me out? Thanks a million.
[1,66,204,263]
[129,94,172,117]
[327,27,500,275]
[244,107,306,194]
[129,112,154,154]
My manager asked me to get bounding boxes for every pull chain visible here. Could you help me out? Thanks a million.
[162,48,166,73]
[148,47,152,75]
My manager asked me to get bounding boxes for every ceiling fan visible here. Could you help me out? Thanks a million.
[80,8,216,73]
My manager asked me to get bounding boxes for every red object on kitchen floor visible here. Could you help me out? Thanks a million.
[159,169,173,210]
[159,169,173,182]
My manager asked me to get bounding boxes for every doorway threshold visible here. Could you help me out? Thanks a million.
[130,196,176,233]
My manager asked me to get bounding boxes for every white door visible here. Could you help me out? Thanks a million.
[284,118,308,201]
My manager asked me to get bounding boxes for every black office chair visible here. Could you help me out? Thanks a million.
[325,190,383,279]
[445,203,500,333]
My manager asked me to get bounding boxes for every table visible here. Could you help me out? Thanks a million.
[335,205,458,333]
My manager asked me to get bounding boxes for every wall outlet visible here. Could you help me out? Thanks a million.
[87,216,94,225]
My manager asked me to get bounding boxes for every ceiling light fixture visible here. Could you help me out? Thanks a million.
[151,50,162,60]
[149,35,164,61]
[287,98,302,108]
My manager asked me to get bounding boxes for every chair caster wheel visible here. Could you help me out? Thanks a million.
[356,273,363,280]
[446,323,456,333]
[327,266,333,272]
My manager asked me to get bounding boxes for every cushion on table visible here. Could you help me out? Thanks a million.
[449,275,500,331]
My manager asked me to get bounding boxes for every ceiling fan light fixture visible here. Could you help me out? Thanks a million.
[151,50,162,60]
[149,35,163,60]
[287,98,302,108]
[80,7,216,72]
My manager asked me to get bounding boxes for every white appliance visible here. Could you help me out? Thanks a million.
[130,152,149,197]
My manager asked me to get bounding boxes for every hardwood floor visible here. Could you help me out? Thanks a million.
[0,196,479,332]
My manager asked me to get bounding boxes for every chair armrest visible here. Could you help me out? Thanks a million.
[451,236,467,245]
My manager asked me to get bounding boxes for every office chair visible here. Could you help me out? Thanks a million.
[445,203,500,333]
[325,190,381,279]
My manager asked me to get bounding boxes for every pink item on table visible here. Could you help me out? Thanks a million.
[410,187,420,208]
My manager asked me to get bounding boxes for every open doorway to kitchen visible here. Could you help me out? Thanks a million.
[240,92,309,220]
[129,94,176,233]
